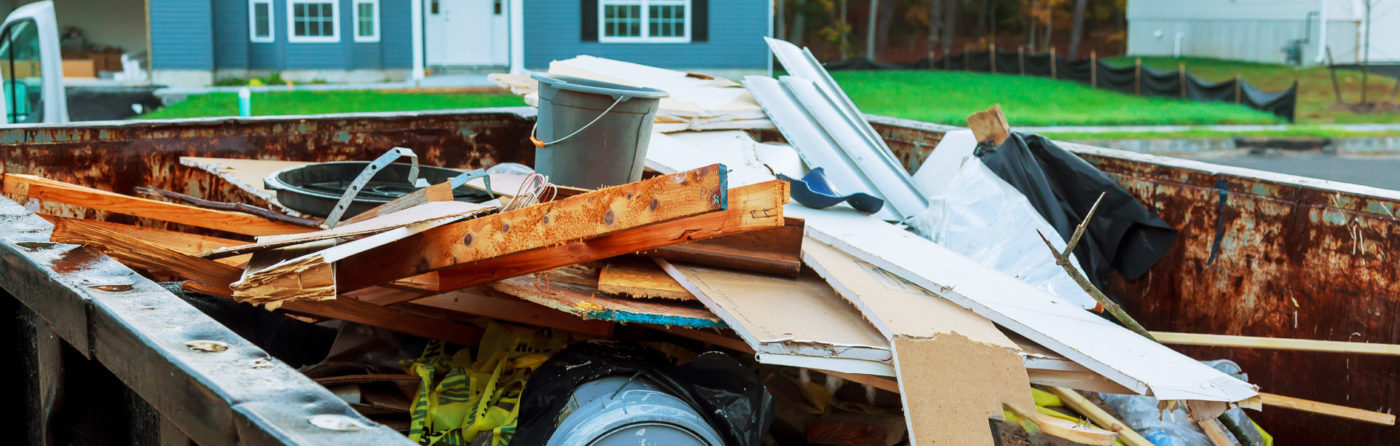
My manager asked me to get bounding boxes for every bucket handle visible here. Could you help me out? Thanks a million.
[529,94,629,148]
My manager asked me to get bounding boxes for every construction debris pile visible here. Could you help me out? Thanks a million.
[7,37,1396,446]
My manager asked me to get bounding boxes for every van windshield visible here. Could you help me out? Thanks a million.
[0,19,43,124]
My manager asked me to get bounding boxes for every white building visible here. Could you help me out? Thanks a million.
[1127,0,1398,65]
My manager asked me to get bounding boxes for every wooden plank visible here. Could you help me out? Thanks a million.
[1031,414,1118,446]
[49,217,243,294]
[203,201,493,259]
[328,164,729,293]
[35,215,252,266]
[1151,331,1400,356]
[406,286,615,338]
[637,217,804,276]
[966,104,1011,145]
[1198,419,1234,446]
[1259,392,1397,426]
[417,181,787,294]
[235,245,483,346]
[658,259,891,368]
[492,275,725,328]
[790,205,1261,405]
[5,174,310,237]
[596,257,695,300]
[231,215,470,305]
[1045,386,1155,446]
[278,298,482,347]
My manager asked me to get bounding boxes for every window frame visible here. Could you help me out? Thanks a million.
[286,0,340,44]
[352,0,379,43]
[248,0,275,43]
[598,0,691,44]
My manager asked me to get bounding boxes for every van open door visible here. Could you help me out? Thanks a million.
[0,1,66,124]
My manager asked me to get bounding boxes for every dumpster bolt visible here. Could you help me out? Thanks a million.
[186,340,229,353]
[308,414,371,431]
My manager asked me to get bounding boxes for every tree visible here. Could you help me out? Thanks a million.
[926,0,943,56]
[788,0,806,45]
[875,0,897,56]
[1068,0,1086,58]
[940,0,958,57]
[866,0,879,59]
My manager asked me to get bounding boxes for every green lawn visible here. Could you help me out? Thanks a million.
[137,90,526,120]
[831,70,1284,126]
[1107,56,1400,124]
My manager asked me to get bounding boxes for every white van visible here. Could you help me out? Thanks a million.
[0,1,67,124]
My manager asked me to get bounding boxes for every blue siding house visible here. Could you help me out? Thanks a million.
[143,0,772,87]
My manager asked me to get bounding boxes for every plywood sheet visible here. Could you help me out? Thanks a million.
[492,275,724,328]
[596,257,695,300]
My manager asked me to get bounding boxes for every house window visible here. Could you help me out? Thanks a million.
[249,0,274,43]
[599,0,689,43]
[354,0,379,42]
[288,0,339,43]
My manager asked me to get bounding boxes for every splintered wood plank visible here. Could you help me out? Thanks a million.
[658,259,891,370]
[230,215,470,305]
[597,257,694,300]
[492,275,725,328]
[49,217,244,294]
[638,217,804,276]
[407,286,615,337]
[1046,386,1155,446]
[376,180,789,295]
[35,215,252,266]
[5,174,311,237]
[203,201,494,259]
[333,165,731,292]
[802,238,1035,445]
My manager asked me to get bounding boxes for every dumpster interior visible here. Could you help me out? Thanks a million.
[1,37,1398,446]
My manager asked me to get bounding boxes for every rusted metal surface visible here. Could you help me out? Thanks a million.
[0,196,412,445]
[1070,145,1400,445]
[1,107,1393,443]
[870,114,1397,444]
[0,107,536,210]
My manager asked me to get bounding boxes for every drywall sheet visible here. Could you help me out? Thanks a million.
[789,204,1260,404]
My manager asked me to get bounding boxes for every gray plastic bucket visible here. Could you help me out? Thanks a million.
[531,73,668,189]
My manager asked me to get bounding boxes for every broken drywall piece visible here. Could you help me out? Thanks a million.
[803,238,1036,445]
[658,258,892,375]
[892,335,1034,446]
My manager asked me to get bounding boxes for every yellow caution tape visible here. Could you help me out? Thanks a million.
[402,322,570,446]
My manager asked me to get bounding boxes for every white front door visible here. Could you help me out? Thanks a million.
[424,0,508,66]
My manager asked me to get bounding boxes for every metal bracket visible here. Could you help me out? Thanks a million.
[324,147,431,228]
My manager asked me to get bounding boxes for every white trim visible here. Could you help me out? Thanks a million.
[411,0,423,80]
[287,0,340,44]
[598,0,691,44]
[352,0,380,43]
[509,0,523,73]
[248,0,275,43]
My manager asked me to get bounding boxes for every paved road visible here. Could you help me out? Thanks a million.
[1021,123,1400,133]
[1183,151,1400,191]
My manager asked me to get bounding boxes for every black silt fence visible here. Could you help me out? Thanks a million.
[821,50,1298,122]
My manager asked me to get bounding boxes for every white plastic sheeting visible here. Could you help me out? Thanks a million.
[908,130,1098,310]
